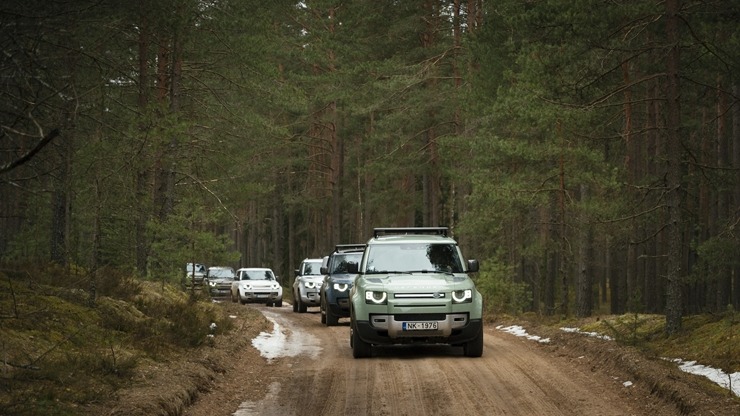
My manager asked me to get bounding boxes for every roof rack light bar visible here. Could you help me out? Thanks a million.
[334,244,367,252]
[373,227,448,238]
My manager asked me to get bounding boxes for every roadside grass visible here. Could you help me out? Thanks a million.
[501,309,739,376]
[0,263,236,416]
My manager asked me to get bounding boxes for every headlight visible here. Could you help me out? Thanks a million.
[271,283,280,290]
[244,284,252,290]
[305,281,316,289]
[333,283,349,292]
[452,289,472,303]
[365,291,387,305]
[208,281,216,287]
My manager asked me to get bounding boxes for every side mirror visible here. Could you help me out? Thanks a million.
[467,259,479,273]
[294,269,299,277]
[320,266,328,274]
[347,262,359,274]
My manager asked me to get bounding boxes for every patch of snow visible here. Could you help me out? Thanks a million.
[251,310,322,361]
[667,358,740,397]
[623,381,633,387]
[560,327,614,341]
[496,325,550,343]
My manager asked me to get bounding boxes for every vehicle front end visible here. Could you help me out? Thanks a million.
[351,273,482,346]
[209,279,233,298]
[237,280,283,304]
[296,276,323,306]
[324,275,354,317]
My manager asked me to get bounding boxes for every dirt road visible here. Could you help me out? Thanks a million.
[181,303,726,416]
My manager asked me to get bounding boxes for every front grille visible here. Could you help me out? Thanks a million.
[394,293,446,299]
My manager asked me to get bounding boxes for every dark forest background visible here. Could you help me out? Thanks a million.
[1,0,738,332]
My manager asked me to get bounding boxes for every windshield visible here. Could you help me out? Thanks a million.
[209,268,234,279]
[331,252,362,273]
[364,243,463,273]
[241,270,275,280]
[302,260,323,275]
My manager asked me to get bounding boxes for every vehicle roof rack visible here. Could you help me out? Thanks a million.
[334,244,366,252]
[373,227,448,238]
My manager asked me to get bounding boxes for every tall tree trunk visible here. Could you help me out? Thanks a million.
[135,13,151,276]
[664,0,684,334]
[733,83,740,309]
[576,184,592,317]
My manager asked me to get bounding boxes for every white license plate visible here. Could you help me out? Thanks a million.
[402,321,438,331]
[256,294,267,298]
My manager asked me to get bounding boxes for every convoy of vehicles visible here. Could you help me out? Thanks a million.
[198,226,483,358]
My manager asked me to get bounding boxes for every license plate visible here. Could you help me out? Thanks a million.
[402,321,438,331]
[256,294,267,298]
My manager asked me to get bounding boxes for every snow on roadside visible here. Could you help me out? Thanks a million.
[498,324,739,397]
[667,358,740,397]
[496,325,550,343]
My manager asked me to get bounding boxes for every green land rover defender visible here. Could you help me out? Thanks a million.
[348,227,483,358]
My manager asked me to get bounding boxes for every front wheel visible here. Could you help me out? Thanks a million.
[325,304,339,326]
[275,299,283,307]
[351,324,371,358]
[463,326,484,357]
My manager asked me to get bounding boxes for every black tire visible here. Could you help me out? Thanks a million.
[297,296,307,313]
[326,304,339,326]
[275,299,283,307]
[351,324,371,358]
[266,301,273,307]
[463,326,484,357]
[292,291,298,312]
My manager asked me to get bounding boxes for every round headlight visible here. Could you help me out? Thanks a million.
[333,283,349,292]
[365,291,387,304]
[452,289,472,303]
[305,281,316,289]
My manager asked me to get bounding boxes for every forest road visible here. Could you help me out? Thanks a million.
[182,303,689,416]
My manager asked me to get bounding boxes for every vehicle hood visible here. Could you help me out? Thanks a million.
[327,273,357,283]
[363,273,469,290]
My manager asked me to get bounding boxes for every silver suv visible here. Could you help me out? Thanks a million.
[292,258,324,313]
[348,228,483,358]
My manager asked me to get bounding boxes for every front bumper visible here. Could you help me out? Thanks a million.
[210,286,231,297]
[240,290,282,303]
[300,290,321,306]
[354,314,482,345]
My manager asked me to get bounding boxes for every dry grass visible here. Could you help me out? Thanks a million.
[0,263,237,416]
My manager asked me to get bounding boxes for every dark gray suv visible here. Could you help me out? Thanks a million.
[319,244,365,326]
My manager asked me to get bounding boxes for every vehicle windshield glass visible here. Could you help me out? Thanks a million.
[209,268,234,279]
[364,243,463,273]
[243,270,275,280]
[303,261,323,275]
[331,252,362,273]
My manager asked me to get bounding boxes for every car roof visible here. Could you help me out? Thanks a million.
[236,267,273,272]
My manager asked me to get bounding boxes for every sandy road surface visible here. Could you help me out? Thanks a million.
[189,303,676,416]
